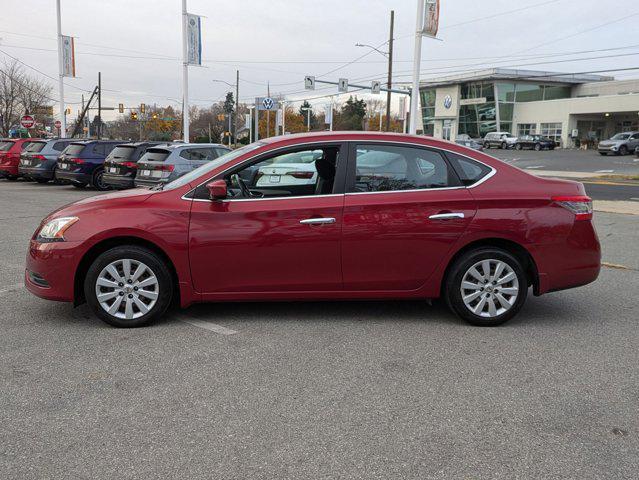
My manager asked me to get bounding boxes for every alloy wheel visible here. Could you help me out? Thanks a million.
[460,259,519,318]
[95,259,159,320]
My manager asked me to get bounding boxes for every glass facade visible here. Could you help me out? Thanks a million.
[421,80,572,139]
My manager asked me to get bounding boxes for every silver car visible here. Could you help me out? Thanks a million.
[598,131,639,156]
[134,143,231,188]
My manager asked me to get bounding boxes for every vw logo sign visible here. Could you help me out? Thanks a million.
[262,97,275,110]
[443,95,453,110]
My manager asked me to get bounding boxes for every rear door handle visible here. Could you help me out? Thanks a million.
[428,212,465,220]
[300,217,336,225]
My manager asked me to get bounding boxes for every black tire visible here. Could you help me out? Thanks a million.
[72,182,87,189]
[534,143,542,151]
[35,178,49,184]
[5,175,18,181]
[444,248,528,327]
[619,145,628,156]
[92,168,110,191]
[483,142,490,149]
[501,142,507,149]
[84,246,173,328]
[515,143,522,150]
[599,152,607,156]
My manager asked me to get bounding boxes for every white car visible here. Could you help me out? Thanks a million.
[255,150,321,187]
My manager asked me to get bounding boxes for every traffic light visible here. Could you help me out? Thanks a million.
[118,103,124,113]
[140,103,146,114]
[152,113,158,119]
[130,111,138,120]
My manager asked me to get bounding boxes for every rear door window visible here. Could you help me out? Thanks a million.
[64,144,86,156]
[0,141,15,151]
[93,144,106,156]
[446,152,493,186]
[25,142,47,153]
[140,148,171,162]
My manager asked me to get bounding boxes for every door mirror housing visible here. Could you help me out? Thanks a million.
[206,180,227,200]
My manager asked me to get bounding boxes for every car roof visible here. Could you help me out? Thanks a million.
[114,141,166,147]
[149,143,228,151]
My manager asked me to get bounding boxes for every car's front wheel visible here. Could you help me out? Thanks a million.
[483,142,490,149]
[515,143,522,150]
[84,246,173,327]
[534,143,542,151]
[444,248,528,326]
[501,142,507,149]
[619,145,628,156]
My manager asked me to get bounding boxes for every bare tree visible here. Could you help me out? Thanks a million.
[0,59,53,136]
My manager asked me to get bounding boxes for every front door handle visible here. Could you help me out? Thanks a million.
[300,217,336,225]
[428,212,465,220]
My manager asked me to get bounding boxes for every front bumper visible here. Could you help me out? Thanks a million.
[134,178,167,188]
[25,239,85,303]
[597,145,618,153]
[103,173,135,189]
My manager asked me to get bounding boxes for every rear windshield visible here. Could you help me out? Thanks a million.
[140,148,171,162]
[64,144,86,155]
[109,146,137,160]
[25,142,47,153]
[0,141,15,151]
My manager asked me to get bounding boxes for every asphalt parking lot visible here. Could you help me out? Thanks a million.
[1,179,638,479]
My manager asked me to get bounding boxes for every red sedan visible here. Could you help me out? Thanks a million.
[25,132,600,327]
[0,137,42,180]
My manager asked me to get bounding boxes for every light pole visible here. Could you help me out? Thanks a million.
[410,0,425,135]
[212,77,239,147]
[301,107,312,132]
[181,0,189,142]
[55,0,66,138]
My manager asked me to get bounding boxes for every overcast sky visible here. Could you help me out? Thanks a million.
[2,0,638,119]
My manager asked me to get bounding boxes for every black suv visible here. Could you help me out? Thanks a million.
[102,142,166,189]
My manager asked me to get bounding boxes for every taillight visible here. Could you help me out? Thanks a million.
[286,171,314,179]
[155,164,174,172]
[67,157,85,164]
[552,195,593,221]
[32,155,46,161]
[121,161,138,169]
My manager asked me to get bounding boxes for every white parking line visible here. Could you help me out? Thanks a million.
[0,283,24,296]
[595,169,614,173]
[525,166,544,169]
[180,317,238,335]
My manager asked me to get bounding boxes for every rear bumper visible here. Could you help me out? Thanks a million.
[55,170,92,184]
[25,239,85,303]
[103,173,135,189]
[134,178,166,188]
[19,166,54,180]
[0,164,19,176]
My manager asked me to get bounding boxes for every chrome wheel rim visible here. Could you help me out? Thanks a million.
[460,259,519,318]
[95,259,159,320]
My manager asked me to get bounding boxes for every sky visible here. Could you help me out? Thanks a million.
[1,0,639,120]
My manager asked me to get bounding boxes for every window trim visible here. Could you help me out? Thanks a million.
[183,140,496,202]
[187,141,349,202]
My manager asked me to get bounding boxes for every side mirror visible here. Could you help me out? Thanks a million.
[206,179,227,200]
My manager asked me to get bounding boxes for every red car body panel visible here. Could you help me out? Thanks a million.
[0,138,41,177]
[24,132,600,309]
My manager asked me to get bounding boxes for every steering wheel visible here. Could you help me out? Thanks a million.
[231,173,252,198]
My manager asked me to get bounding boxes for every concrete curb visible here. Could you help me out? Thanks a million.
[593,201,639,216]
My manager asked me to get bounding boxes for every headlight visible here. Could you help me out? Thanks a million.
[37,217,79,242]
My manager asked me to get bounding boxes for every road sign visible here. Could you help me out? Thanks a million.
[20,115,35,129]
[338,78,348,93]
[304,76,315,90]
[32,105,53,115]
[371,81,381,95]
[54,120,62,129]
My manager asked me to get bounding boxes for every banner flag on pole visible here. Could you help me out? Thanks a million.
[423,0,440,37]
[324,104,333,125]
[276,109,283,128]
[61,35,76,77]
[186,14,202,65]
[399,96,407,120]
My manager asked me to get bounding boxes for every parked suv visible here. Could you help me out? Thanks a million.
[514,134,556,151]
[134,143,230,188]
[0,138,42,180]
[55,140,122,190]
[18,138,75,183]
[103,142,166,189]
[483,132,517,149]
[598,132,639,155]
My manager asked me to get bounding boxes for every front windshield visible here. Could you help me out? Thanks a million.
[163,142,266,191]
[611,133,631,140]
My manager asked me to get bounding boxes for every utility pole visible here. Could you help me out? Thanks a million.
[386,10,394,132]
[97,72,102,139]
[181,0,189,142]
[266,82,270,138]
[55,0,66,138]
[410,0,425,134]
[235,70,239,148]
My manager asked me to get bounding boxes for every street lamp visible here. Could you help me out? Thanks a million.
[355,43,389,57]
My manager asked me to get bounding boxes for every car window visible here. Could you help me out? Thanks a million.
[93,144,105,156]
[0,141,15,151]
[64,144,86,155]
[25,142,47,153]
[351,145,458,193]
[611,133,631,140]
[223,145,342,199]
[214,148,231,158]
[104,144,118,155]
[21,142,37,151]
[109,146,137,160]
[141,148,172,162]
[631,134,639,140]
[446,152,492,186]
[52,141,71,151]
[182,148,217,161]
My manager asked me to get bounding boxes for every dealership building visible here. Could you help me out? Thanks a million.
[417,68,639,147]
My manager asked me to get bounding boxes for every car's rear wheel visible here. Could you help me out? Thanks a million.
[35,178,49,184]
[515,143,522,150]
[5,175,18,181]
[501,142,507,149]
[483,142,490,149]
[444,248,528,326]
[534,143,542,151]
[84,246,173,327]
